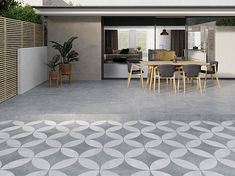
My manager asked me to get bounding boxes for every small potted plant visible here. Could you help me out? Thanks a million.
[46,55,60,87]
[50,37,79,84]
[136,46,142,52]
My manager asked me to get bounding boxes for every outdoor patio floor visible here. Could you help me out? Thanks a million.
[0,80,235,176]
[1,79,235,121]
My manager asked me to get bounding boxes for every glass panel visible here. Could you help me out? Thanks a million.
[188,31,201,49]
[118,30,129,49]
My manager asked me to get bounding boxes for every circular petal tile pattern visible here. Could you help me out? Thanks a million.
[0,120,235,176]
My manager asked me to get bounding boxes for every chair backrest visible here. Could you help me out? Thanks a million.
[127,61,140,73]
[158,64,176,77]
[183,65,201,77]
[209,61,219,72]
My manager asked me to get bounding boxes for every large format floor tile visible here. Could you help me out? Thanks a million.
[0,80,235,121]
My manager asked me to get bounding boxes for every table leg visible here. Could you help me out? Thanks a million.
[149,66,154,90]
[204,72,207,89]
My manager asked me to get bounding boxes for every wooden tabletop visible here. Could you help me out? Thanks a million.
[141,60,208,66]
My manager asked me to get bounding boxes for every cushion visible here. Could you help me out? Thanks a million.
[156,51,176,61]
[128,48,137,54]
[113,50,120,54]
[105,48,114,54]
[120,49,129,54]
[148,49,166,61]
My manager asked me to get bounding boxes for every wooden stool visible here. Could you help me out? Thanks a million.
[59,64,72,85]
[49,71,60,87]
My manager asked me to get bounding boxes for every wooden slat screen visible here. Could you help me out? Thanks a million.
[0,18,4,102]
[35,24,43,47]
[0,17,43,103]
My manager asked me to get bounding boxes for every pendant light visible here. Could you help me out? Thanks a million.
[160,26,169,35]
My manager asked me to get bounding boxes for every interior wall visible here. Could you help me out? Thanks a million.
[156,29,171,50]
[47,16,102,80]
[216,26,235,78]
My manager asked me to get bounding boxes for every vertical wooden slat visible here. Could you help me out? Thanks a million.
[0,17,5,102]
[0,17,43,103]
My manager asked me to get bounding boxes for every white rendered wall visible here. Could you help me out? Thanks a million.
[18,47,47,95]
[215,27,235,78]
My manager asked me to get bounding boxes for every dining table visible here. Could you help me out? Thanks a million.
[140,60,209,90]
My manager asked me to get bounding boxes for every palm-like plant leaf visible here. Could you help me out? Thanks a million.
[50,36,79,64]
[67,50,79,62]
[46,55,61,71]
[50,41,63,54]
[67,50,79,58]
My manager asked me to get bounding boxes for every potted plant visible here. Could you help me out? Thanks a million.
[46,55,60,87]
[50,37,79,83]
[136,46,142,52]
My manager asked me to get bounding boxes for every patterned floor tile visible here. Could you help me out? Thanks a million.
[0,120,235,176]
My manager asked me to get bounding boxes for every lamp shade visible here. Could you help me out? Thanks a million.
[160,29,169,35]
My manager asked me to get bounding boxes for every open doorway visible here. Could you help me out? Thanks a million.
[102,17,186,79]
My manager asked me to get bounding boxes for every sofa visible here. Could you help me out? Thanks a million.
[148,49,176,61]
[105,48,142,63]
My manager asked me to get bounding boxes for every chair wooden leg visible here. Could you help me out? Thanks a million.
[204,73,207,89]
[170,78,172,86]
[149,67,154,90]
[153,69,156,90]
[187,78,190,83]
[146,67,151,85]
[140,71,144,89]
[177,77,180,92]
[215,73,221,88]
[127,72,132,88]
[211,74,214,80]
[173,77,176,94]
[198,77,203,96]
[153,76,156,90]
[158,77,160,94]
[183,76,186,94]
[196,78,199,89]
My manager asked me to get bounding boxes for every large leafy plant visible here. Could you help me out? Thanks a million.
[0,0,42,24]
[50,37,79,64]
[0,0,19,15]
[46,55,60,71]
